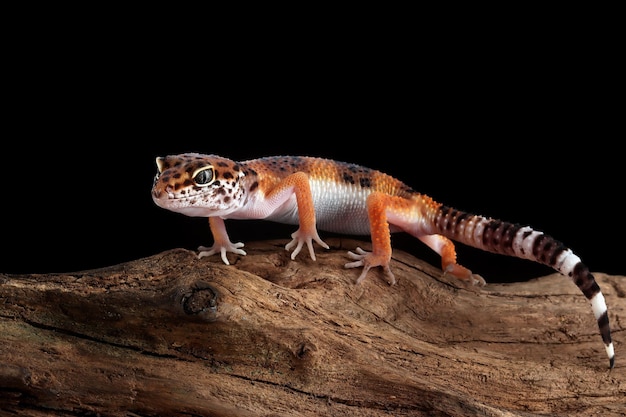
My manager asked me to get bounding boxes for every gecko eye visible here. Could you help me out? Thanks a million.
[193,166,215,186]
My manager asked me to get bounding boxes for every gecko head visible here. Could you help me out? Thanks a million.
[151,153,245,217]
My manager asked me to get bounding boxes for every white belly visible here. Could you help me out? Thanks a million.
[265,179,373,235]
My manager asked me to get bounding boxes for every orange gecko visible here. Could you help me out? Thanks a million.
[152,153,614,369]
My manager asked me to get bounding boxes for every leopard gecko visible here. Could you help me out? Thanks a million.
[151,153,614,369]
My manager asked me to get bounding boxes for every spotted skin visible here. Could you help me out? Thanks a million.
[152,153,614,369]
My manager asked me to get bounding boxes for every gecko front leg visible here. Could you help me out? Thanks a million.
[262,171,330,261]
[198,216,246,265]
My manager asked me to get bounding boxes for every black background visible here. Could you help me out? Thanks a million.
[2,28,622,283]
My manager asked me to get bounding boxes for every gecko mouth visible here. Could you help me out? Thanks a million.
[153,193,196,204]
[152,188,201,201]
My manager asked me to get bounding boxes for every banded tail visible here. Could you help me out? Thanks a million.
[434,205,614,369]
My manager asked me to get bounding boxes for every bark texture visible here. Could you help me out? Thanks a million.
[1,238,624,416]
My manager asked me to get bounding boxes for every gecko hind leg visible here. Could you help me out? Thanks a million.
[418,234,486,286]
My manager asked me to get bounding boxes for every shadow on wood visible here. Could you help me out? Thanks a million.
[1,238,624,416]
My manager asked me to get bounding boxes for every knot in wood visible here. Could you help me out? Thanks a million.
[181,281,218,318]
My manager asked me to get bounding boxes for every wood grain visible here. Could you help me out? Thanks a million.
[1,238,624,416]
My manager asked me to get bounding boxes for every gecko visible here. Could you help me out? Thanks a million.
[151,153,614,369]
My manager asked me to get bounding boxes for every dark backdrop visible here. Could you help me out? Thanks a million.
[3,35,621,283]
[3,122,620,282]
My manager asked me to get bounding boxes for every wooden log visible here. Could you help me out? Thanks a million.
[1,238,624,416]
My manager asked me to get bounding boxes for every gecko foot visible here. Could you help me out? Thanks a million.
[198,242,246,265]
[442,264,486,286]
[285,228,330,261]
[345,247,396,285]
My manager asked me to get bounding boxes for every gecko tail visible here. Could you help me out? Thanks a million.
[572,263,614,369]
[434,205,614,368]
